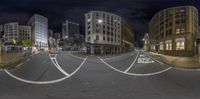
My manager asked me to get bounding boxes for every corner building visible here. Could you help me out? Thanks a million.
[149,6,199,56]
[85,11,126,54]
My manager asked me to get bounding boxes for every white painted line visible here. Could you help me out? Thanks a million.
[98,56,172,76]
[4,56,88,84]
[124,51,139,73]
[68,52,85,60]
[144,52,165,65]
[101,53,133,61]
[49,54,70,76]
[4,69,69,84]
[125,67,172,76]
[101,52,135,60]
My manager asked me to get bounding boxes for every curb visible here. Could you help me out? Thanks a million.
[146,52,200,70]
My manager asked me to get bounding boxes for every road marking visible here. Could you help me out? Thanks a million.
[101,53,133,61]
[68,52,85,60]
[49,54,70,76]
[98,56,172,76]
[124,51,139,73]
[4,56,88,84]
[16,63,24,68]
[101,52,135,60]
[25,59,31,62]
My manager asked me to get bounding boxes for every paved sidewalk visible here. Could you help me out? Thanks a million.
[148,52,200,68]
[0,52,30,69]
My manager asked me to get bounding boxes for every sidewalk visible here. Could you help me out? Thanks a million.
[0,52,30,69]
[148,52,200,68]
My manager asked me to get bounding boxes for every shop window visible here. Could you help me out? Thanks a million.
[175,38,185,50]
[159,42,164,50]
[165,40,172,50]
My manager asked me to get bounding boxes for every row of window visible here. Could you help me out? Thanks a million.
[159,38,185,51]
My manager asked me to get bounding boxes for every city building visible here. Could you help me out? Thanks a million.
[143,33,150,51]
[4,22,19,45]
[0,25,3,40]
[62,20,80,50]
[85,11,134,54]
[19,25,32,41]
[149,6,199,56]
[48,29,54,38]
[0,25,3,33]
[121,20,134,52]
[28,14,48,50]
[62,20,80,39]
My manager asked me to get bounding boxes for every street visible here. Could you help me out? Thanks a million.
[0,51,200,99]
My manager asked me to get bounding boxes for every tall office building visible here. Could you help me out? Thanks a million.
[85,11,128,54]
[19,25,31,41]
[0,25,3,39]
[149,6,199,56]
[62,20,80,49]
[48,29,54,38]
[28,14,48,50]
[4,22,19,44]
[62,20,80,39]
[0,25,3,33]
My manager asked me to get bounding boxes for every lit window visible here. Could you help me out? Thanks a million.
[96,35,99,40]
[165,40,172,50]
[175,38,185,50]
[151,45,155,50]
[176,28,180,34]
[159,42,164,50]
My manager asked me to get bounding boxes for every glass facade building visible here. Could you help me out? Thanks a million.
[28,14,48,50]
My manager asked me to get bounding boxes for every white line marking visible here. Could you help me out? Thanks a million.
[4,56,88,84]
[124,51,139,73]
[49,54,70,76]
[68,52,85,60]
[101,53,133,61]
[98,56,172,76]
[144,53,165,65]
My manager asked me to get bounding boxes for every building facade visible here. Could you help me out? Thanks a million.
[62,20,80,50]
[149,6,199,56]
[28,14,48,50]
[19,25,31,41]
[4,22,19,45]
[62,20,80,39]
[0,25,3,40]
[85,11,123,54]
[121,20,134,52]
[143,33,150,51]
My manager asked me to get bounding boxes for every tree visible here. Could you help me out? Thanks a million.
[22,40,34,47]
[54,33,61,40]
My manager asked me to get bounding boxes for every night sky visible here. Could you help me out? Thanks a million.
[0,0,200,45]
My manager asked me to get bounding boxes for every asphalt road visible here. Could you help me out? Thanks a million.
[0,50,200,99]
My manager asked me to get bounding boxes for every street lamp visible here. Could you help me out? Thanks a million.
[98,19,103,24]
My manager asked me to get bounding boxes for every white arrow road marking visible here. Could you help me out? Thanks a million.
[4,56,88,85]
[49,54,70,76]
[98,56,172,76]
